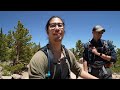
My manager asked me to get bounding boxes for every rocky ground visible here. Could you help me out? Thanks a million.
[16,70,120,79]
[112,73,120,79]
[1,63,120,79]
[18,63,120,79]
[1,71,120,79]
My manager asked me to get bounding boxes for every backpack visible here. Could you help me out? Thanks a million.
[84,39,116,78]
[40,44,71,79]
[84,39,116,64]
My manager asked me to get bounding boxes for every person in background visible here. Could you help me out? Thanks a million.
[83,25,117,79]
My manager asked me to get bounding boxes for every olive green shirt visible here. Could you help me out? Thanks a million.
[28,48,81,79]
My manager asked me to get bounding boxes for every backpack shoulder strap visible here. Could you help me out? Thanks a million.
[40,44,49,57]
[40,44,51,78]
[62,45,72,78]
[101,39,108,48]
[62,45,71,68]
[101,39,113,48]
[106,40,114,50]
[40,44,72,78]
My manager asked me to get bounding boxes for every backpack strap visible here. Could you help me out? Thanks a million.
[84,41,93,62]
[40,44,51,78]
[62,45,72,78]
[101,39,108,48]
[40,44,71,79]
[40,44,49,57]
[62,45,71,68]
[101,39,111,55]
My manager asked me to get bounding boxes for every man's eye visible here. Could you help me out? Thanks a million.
[50,24,56,27]
[49,23,63,28]
[58,24,63,27]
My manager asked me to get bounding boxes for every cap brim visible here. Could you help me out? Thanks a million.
[95,29,105,32]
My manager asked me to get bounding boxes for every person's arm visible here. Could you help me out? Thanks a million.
[28,51,48,79]
[80,68,98,79]
[92,47,111,61]
[91,47,116,62]
[83,60,88,72]
[92,47,117,62]
[67,49,98,79]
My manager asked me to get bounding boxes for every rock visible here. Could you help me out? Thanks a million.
[21,72,29,79]
[1,76,12,79]
[11,74,22,79]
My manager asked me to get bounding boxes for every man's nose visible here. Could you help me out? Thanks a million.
[54,25,59,29]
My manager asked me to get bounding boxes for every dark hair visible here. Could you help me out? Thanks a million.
[45,16,65,34]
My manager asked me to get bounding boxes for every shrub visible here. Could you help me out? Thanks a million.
[10,64,24,74]
[2,70,11,76]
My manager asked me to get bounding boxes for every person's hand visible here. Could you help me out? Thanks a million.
[91,47,98,55]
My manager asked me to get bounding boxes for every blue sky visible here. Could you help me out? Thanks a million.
[0,11,120,49]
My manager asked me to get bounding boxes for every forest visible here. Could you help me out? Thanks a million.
[0,21,120,76]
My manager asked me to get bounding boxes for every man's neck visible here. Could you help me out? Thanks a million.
[49,42,62,53]
[93,38,100,42]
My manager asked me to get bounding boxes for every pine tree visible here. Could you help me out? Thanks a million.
[111,48,120,73]
[6,30,16,63]
[12,21,32,65]
[0,28,8,62]
[31,42,41,55]
[75,40,84,60]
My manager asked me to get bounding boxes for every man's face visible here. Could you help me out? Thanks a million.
[47,18,64,42]
[93,31,104,40]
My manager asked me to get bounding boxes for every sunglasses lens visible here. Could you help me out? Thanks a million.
[98,32,103,34]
